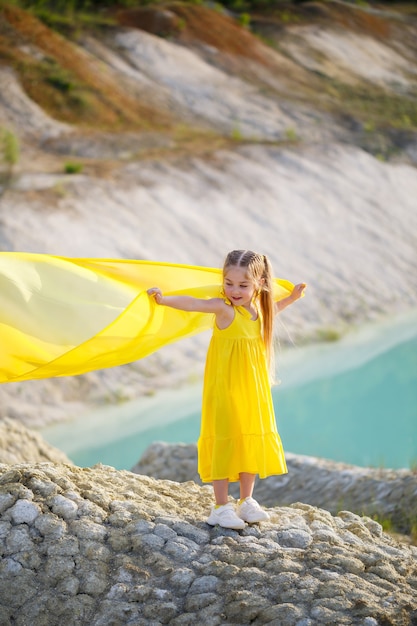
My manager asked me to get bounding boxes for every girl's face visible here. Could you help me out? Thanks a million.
[223,266,259,308]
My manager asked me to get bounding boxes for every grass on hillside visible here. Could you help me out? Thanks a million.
[0,0,416,158]
[0,2,176,131]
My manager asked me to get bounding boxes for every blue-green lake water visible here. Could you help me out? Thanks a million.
[40,311,417,471]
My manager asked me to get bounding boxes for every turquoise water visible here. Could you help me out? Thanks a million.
[276,333,417,469]
[41,311,417,471]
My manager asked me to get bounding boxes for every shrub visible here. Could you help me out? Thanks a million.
[285,127,298,142]
[238,12,251,28]
[1,128,19,168]
[231,125,243,141]
[64,161,83,174]
[316,327,341,342]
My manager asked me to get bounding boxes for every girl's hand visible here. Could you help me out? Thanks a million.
[147,287,163,304]
[275,282,306,313]
[292,283,306,301]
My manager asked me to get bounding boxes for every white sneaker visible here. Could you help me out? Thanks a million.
[207,503,246,530]
[237,497,270,523]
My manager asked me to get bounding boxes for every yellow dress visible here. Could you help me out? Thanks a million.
[198,304,287,483]
[0,252,295,383]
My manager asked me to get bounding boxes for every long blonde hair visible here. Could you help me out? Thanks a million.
[223,249,275,369]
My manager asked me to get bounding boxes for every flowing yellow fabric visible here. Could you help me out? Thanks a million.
[0,252,295,383]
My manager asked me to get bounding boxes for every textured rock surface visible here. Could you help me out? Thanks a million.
[0,417,72,465]
[0,1,416,431]
[0,462,416,626]
[133,443,417,534]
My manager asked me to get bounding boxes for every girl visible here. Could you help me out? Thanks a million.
[148,250,306,530]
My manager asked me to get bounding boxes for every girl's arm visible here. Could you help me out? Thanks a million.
[274,283,306,315]
[147,287,225,315]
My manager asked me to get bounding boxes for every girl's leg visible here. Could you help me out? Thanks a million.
[207,478,245,529]
[237,473,269,522]
[213,479,229,505]
[239,473,256,499]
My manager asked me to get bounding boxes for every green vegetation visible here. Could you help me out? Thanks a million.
[15,0,404,15]
[238,12,251,27]
[313,77,417,159]
[0,128,19,191]
[284,127,298,142]
[316,327,341,342]
[1,128,19,170]
[230,125,243,141]
[371,513,393,533]
[0,128,19,187]
[327,80,417,131]
[64,161,83,174]
[16,58,93,123]
[371,512,417,545]
[0,0,118,36]
[5,0,137,10]
[276,9,300,23]
[3,0,417,27]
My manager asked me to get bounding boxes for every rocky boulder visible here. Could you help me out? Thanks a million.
[133,442,417,535]
[0,462,416,625]
[0,417,72,465]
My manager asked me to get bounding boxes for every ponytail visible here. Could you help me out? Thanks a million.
[259,255,274,372]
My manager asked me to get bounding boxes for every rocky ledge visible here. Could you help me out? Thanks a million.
[0,417,72,466]
[133,442,417,536]
[0,462,416,626]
